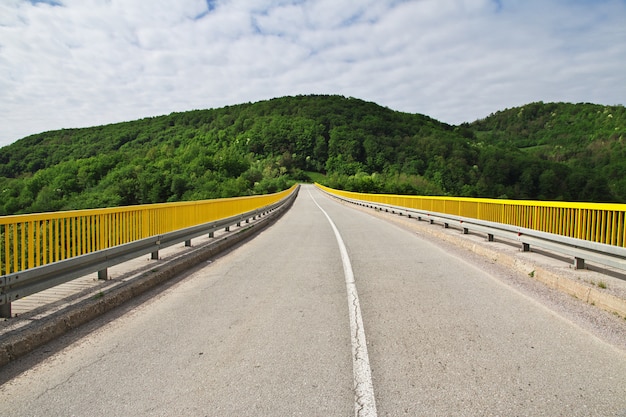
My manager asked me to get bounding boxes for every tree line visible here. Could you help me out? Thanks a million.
[0,95,624,215]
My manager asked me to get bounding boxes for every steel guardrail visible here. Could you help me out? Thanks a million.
[0,185,299,317]
[317,184,626,274]
[315,184,626,247]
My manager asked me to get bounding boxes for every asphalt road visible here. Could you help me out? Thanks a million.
[1,184,625,416]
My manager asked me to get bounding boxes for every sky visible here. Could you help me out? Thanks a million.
[1,0,625,147]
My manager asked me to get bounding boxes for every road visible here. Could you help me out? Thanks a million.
[1,184,625,416]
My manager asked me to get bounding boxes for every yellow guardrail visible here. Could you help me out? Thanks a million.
[316,184,626,248]
[0,186,297,276]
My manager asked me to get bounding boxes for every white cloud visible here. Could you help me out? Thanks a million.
[0,0,625,147]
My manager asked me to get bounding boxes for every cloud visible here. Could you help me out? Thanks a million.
[0,0,625,146]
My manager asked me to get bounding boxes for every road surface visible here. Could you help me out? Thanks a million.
[1,184,625,416]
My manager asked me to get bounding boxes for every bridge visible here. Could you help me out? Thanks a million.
[1,184,626,416]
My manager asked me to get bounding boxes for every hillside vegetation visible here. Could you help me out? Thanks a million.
[0,95,624,215]
[469,102,626,201]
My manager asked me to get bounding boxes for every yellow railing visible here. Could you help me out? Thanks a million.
[316,184,626,248]
[0,186,297,276]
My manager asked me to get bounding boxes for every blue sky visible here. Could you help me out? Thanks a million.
[1,0,625,147]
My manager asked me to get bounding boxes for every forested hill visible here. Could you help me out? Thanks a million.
[468,102,626,202]
[0,95,624,215]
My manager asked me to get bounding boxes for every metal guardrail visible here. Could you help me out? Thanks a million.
[315,184,626,248]
[0,186,299,318]
[317,185,626,274]
[0,186,297,276]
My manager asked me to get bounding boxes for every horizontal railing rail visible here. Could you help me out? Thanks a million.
[317,184,626,274]
[0,185,299,318]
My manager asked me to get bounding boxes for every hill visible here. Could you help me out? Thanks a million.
[469,102,626,202]
[0,96,624,215]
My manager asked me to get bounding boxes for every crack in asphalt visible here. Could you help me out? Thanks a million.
[33,350,109,401]
[349,283,376,417]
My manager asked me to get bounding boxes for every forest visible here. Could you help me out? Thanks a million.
[0,95,625,215]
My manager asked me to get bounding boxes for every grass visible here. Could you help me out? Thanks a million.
[304,171,327,184]
[588,279,608,289]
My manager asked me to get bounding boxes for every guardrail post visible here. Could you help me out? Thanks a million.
[488,234,494,242]
[574,257,585,270]
[463,227,469,234]
[1,303,11,319]
[151,251,159,260]
[225,226,230,232]
[209,231,214,238]
[444,223,449,229]
[185,240,191,247]
[98,269,108,280]
[522,243,530,252]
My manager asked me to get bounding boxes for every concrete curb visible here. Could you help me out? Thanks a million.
[0,199,292,368]
[432,228,626,318]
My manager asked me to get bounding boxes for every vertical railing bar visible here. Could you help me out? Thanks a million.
[63,217,68,260]
[54,219,59,262]
[607,210,612,245]
[59,218,64,261]
[579,208,585,241]
[42,219,48,265]
[121,212,125,245]
[599,210,604,244]
[71,216,77,258]
[614,210,619,246]
[35,220,41,267]
[112,212,117,246]
[94,215,98,252]
[1,225,5,275]
[81,216,86,256]
[12,223,17,274]
[3,225,9,275]
[20,222,26,271]
[86,215,91,254]
[603,210,608,245]
[621,211,625,247]
[67,217,72,259]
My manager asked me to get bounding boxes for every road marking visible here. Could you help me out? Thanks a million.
[309,190,377,417]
